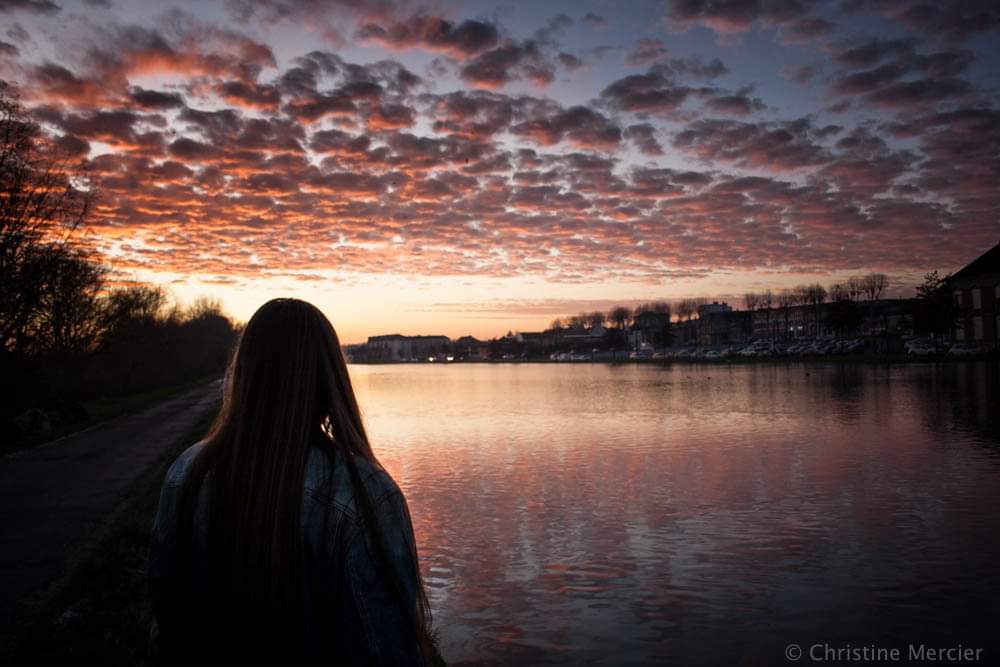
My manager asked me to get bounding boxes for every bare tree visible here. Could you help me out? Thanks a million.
[549,317,564,330]
[649,301,671,317]
[743,292,759,312]
[101,284,168,340]
[609,305,630,330]
[187,296,226,321]
[829,282,849,302]
[803,283,827,336]
[777,289,797,339]
[862,273,888,301]
[34,250,106,354]
[761,289,774,339]
[675,299,695,322]
[847,276,864,301]
[1,81,98,355]
[586,311,605,329]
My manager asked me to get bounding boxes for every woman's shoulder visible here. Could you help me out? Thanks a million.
[305,445,402,512]
[163,441,208,489]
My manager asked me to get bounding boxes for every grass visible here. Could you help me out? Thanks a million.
[7,405,448,665]
[3,375,219,458]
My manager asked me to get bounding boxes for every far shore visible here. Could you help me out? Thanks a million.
[349,354,999,365]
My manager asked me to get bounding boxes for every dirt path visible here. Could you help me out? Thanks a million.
[0,380,221,635]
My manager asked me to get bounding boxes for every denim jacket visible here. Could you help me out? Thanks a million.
[148,441,424,665]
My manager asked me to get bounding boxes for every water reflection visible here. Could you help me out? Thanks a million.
[350,363,1000,665]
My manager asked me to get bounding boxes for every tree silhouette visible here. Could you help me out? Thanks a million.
[0,81,98,355]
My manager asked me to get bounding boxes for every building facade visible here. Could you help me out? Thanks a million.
[950,241,1000,349]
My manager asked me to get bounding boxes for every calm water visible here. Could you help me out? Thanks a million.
[349,363,1000,665]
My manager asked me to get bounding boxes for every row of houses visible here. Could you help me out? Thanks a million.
[347,241,1000,361]
[668,298,918,347]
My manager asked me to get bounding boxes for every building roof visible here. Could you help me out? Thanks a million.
[951,241,1000,281]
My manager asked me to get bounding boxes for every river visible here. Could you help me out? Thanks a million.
[349,362,1000,665]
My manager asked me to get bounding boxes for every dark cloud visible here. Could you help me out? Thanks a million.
[128,87,185,109]
[841,0,1000,40]
[666,0,808,34]
[600,68,695,115]
[836,38,913,69]
[216,80,281,111]
[780,17,835,43]
[460,41,554,88]
[557,52,584,71]
[357,14,500,58]
[512,105,622,151]
[626,38,670,66]
[673,117,832,170]
[0,40,18,56]
[581,12,606,27]
[426,90,516,139]
[704,88,766,115]
[625,123,664,155]
[0,0,59,14]
[867,78,971,108]
[833,61,910,95]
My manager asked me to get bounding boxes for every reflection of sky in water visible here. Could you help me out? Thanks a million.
[349,363,1000,665]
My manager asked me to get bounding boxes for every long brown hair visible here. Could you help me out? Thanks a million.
[173,298,431,661]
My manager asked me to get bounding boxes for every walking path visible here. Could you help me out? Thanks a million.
[0,380,221,636]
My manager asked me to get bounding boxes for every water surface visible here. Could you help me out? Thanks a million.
[350,362,1000,665]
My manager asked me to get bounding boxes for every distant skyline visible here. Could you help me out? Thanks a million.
[2,0,998,342]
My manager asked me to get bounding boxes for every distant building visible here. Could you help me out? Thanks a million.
[950,241,1000,348]
[697,302,732,346]
[454,335,488,360]
[632,310,670,346]
[365,333,450,360]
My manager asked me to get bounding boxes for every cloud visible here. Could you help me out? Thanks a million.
[581,12,606,27]
[625,123,664,155]
[460,40,554,88]
[511,105,622,150]
[128,86,185,109]
[841,0,1000,40]
[665,0,808,35]
[3,3,996,290]
[0,0,59,14]
[867,78,970,108]
[626,38,670,66]
[673,117,832,170]
[600,67,697,116]
[557,52,584,71]
[356,14,500,58]
[704,88,766,115]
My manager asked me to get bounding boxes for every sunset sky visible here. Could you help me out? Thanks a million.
[2,0,998,342]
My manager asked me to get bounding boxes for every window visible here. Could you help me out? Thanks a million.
[972,287,982,310]
[955,320,965,341]
[973,316,984,341]
[953,289,963,306]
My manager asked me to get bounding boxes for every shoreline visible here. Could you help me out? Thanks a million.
[349,354,999,365]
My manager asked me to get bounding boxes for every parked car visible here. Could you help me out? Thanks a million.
[948,343,979,357]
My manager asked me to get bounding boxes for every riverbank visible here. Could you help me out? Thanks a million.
[2,375,221,457]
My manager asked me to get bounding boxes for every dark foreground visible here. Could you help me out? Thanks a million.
[0,380,222,657]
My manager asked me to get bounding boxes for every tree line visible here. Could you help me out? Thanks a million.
[1,81,237,443]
